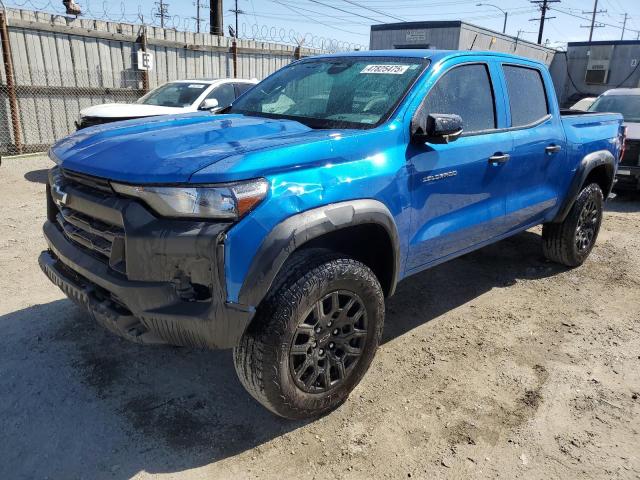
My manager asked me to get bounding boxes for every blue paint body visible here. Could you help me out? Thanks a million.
[49,50,624,305]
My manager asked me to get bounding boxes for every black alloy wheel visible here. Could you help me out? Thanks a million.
[289,290,367,393]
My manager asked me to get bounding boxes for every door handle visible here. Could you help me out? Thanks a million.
[488,153,510,165]
[545,144,562,154]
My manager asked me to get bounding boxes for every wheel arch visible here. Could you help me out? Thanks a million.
[552,149,615,223]
[237,199,401,308]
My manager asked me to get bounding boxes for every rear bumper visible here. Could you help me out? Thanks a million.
[615,166,640,191]
[40,211,254,349]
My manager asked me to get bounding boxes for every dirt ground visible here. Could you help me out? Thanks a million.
[1,154,639,480]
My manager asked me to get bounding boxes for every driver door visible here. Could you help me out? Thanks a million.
[406,61,513,271]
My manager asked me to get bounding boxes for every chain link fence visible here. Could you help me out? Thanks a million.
[0,69,147,154]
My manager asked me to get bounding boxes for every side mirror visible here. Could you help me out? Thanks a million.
[200,98,220,111]
[411,113,463,144]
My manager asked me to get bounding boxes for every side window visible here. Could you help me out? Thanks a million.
[502,65,549,127]
[205,83,236,108]
[422,63,496,133]
[235,83,254,96]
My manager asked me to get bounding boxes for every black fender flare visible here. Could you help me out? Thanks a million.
[552,149,616,223]
[237,199,401,308]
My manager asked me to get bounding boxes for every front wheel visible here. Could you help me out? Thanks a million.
[233,249,385,420]
[542,183,604,267]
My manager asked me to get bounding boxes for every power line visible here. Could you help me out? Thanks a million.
[272,0,368,35]
[303,0,393,23]
[338,0,407,22]
[550,6,639,34]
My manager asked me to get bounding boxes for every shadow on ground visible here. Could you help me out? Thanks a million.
[0,230,564,479]
[23,168,49,184]
[606,191,640,213]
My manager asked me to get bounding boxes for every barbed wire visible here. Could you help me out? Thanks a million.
[3,0,367,51]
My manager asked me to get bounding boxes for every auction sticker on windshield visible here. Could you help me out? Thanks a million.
[361,65,410,74]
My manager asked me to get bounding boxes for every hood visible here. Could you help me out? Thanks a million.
[623,121,640,140]
[51,113,365,183]
[80,103,189,118]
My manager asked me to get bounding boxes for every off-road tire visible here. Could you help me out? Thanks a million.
[233,248,385,420]
[542,183,603,267]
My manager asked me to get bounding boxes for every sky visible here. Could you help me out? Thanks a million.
[13,0,640,49]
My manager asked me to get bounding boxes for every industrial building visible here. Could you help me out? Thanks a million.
[369,22,640,108]
[369,21,556,65]
[550,40,640,106]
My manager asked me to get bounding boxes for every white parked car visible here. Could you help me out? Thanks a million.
[570,96,596,111]
[76,78,258,129]
[588,88,640,191]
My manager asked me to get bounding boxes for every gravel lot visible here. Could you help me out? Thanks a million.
[1,154,639,480]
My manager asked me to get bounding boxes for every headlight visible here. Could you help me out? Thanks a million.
[111,178,268,219]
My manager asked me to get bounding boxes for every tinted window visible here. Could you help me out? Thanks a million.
[421,64,496,133]
[138,82,208,107]
[235,83,254,96]
[503,65,549,127]
[206,84,236,108]
[589,95,640,123]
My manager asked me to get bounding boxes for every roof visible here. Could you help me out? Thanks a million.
[371,21,463,31]
[568,40,640,47]
[600,88,640,96]
[310,49,547,66]
[170,78,256,84]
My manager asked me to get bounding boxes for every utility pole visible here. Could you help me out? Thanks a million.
[210,0,223,36]
[529,0,559,45]
[193,0,208,33]
[154,0,168,28]
[620,13,629,40]
[581,0,606,42]
[229,0,245,38]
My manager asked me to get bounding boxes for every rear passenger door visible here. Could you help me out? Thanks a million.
[500,64,567,230]
[406,61,513,271]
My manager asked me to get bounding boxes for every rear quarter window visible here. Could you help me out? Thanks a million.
[502,65,549,127]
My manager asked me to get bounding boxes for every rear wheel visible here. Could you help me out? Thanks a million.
[233,249,384,419]
[542,183,603,267]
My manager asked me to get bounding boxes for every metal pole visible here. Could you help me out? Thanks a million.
[620,13,627,40]
[196,0,200,33]
[210,0,223,36]
[231,40,237,78]
[503,12,507,34]
[537,0,547,44]
[0,11,22,154]
[235,0,238,39]
[588,0,598,42]
[140,27,149,93]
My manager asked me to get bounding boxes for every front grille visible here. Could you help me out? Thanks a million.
[62,169,113,193]
[50,168,127,274]
[55,207,126,273]
[621,140,640,167]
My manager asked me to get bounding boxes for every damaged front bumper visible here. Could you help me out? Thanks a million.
[39,168,254,349]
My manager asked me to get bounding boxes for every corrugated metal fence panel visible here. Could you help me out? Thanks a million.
[0,8,324,154]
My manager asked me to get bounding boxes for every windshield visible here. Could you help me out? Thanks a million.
[228,57,429,129]
[137,82,209,107]
[588,94,640,122]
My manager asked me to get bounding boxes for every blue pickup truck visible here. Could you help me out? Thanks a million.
[40,50,625,419]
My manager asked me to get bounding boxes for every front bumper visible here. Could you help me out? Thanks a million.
[40,170,254,349]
